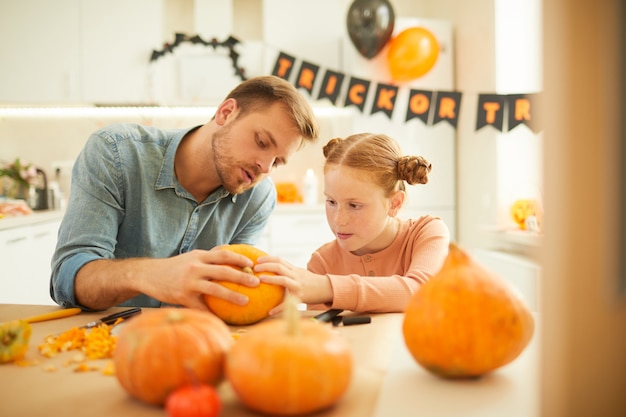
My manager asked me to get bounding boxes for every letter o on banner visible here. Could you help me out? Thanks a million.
[387,27,440,82]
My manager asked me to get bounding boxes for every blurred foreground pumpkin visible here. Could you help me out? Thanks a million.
[226,295,353,415]
[113,308,232,406]
[402,242,534,378]
[204,244,285,325]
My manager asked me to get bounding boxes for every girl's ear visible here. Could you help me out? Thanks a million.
[389,190,406,216]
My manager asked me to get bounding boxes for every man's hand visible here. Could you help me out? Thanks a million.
[74,248,261,310]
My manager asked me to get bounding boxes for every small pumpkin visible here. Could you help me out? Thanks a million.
[510,199,541,230]
[226,295,353,415]
[204,244,285,326]
[0,320,32,363]
[113,308,233,406]
[403,242,535,378]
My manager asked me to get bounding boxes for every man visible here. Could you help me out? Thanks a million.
[50,75,319,311]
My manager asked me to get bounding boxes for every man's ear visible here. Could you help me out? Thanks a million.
[214,98,238,126]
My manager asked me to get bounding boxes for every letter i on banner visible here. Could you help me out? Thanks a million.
[317,70,345,105]
[272,52,296,81]
[476,94,506,132]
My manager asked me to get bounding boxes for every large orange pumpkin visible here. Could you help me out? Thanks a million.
[226,296,353,415]
[403,242,534,378]
[204,244,285,326]
[113,308,233,406]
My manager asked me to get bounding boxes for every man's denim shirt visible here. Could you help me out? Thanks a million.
[50,123,276,309]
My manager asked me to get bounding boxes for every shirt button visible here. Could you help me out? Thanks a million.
[365,255,371,262]
[368,271,375,276]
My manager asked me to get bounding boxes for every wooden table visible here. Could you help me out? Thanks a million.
[0,304,539,417]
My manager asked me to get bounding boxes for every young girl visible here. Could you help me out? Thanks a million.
[257,133,450,313]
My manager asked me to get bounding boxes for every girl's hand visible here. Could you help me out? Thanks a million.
[254,256,333,312]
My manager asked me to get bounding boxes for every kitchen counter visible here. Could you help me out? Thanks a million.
[0,208,65,231]
[0,305,539,417]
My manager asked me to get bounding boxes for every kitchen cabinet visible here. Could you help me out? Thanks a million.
[259,205,334,267]
[0,0,163,104]
[0,0,81,103]
[0,213,62,305]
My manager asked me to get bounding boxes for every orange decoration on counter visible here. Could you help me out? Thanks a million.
[275,182,303,203]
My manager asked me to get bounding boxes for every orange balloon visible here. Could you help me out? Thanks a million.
[387,27,440,82]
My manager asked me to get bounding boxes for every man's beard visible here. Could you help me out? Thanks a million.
[212,126,259,195]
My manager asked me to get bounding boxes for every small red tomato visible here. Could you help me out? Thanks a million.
[165,384,222,417]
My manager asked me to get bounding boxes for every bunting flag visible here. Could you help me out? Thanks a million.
[344,77,371,113]
[271,51,463,127]
[295,61,320,95]
[149,33,247,81]
[507,94,540,133]
[317,70,345,104]
[477,94,506,131]
[371,83,399,119]
[406,90,433,124]
[477,93,541,133]
[272,52,297,80]
[433,91,462,128]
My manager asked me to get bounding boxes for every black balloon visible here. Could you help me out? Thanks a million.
[346,0,395,59]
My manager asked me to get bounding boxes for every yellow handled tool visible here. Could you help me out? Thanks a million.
[22,308,82,323]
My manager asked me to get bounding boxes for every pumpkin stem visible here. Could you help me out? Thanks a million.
[284,293,301,337]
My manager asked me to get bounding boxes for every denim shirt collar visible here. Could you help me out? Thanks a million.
[155,125,231,204]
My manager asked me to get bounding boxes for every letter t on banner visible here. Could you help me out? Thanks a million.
[476,94,506,132]
[272,52,296,81]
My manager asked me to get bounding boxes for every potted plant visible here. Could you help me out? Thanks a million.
[0,158,38,201]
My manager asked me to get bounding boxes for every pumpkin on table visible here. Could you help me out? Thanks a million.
[113,308,233,406]
[226,295,353,415]
[204,244,285,325]
[402,242,535,378]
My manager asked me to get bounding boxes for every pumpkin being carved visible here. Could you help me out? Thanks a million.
[204,244,285,326]
[402,242,535,378]
[113,308,233,406]
[226,295,353,415]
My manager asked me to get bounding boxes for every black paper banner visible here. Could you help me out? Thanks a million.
[406,89,433,124]
[433,92,462,128]
[295,61,320,95]
[371,83,398,119]
[507,94,540,133]
[150,33,246,81]
[266,50,545,133]
[272,51,296,81]
[477,94,506,132]
[317,70,345,105]
[344,77,371,113]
